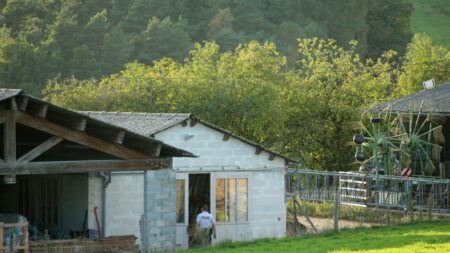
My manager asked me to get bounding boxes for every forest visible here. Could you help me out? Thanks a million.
[2,0,450,170]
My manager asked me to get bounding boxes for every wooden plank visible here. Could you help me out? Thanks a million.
[150,143,162,156]
[0,109,6,124]
[189,118,197,127]
[71,117,87,131]
[0,224,3,253]
[269,153,275,160]
[111,130,125,144]
[17,136,63,163]
[4,110,16,163]
[15,111,150,160]
[9,97,18,111]
[17,96,29,111]
[0,158,171,175]
[31,104,48,118]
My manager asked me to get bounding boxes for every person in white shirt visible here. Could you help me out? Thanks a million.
[195,204,216,245]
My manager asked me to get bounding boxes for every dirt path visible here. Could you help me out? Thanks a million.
[297,216,374,233]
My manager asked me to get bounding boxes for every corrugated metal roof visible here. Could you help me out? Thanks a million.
[0,89,21,101]
[83,111,297,164]
[81,112,191,136]
[373,82,450,114]
[0,88,194,158]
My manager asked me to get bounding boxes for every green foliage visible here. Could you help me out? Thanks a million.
[395,34,450,97]
[409,0,450,47]
[134,17,193,65]
[45,39,406,171]
[181,221,450,253]
[285,38,397,170]
[367,0,413,58]
[0,0,416,92]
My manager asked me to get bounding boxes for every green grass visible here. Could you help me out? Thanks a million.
[182,221,450,253]
[409,0,450,46]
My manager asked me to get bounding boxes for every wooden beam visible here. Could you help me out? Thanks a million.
[150,143,162,156]
[269,153,276,161]
[72,118,87,131]
[0,159,171,175]
[17,96,28,111]
[189,118,197,127]
[255,147,262,155]
[181,120,187,127]
[223,133,230,141]
[3,111,16,163]
[0,109,6,125]
[111,130,125,144]
[17,136,63,163]
[15,111,150,160]
[9,98,18,111]
[28,103,48,118]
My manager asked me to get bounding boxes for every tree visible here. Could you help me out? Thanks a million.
[122,0,154,34]
[285,38,397,170]
[0,28,50,95]
[395,34,450,97]
[100,23,133,74]
[366,0,413,59]
[134,17,193,65]
[83,9,108,55]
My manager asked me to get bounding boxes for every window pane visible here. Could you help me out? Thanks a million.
[227,178,237,222]
[176,180,185,223]
[215,179,226,222]
[237,178,248,222]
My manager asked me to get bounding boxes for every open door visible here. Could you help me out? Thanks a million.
[176,173,189,249]
[188,173,210,247]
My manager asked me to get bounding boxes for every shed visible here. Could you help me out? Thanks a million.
[0,89,193,252]
[372,81,450,178]
[84,112,296,249]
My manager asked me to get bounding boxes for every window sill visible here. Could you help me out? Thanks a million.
[215,221,250,225]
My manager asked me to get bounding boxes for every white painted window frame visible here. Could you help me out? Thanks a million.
[212,172,250,224]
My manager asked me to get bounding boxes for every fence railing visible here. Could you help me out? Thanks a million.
[286,169,450,212]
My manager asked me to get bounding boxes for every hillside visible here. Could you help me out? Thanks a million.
[410,0,450,46]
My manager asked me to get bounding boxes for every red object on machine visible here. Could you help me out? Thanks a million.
[94,206,103,238]
[401,167,412,178]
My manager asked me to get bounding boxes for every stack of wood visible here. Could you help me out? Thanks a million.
[0,222,29,253]
[29,235,138,253]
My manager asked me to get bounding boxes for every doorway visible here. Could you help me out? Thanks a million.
[188,173,210,246]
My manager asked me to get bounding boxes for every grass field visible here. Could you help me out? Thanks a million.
[409,0,450,46]
[182,221,450,253]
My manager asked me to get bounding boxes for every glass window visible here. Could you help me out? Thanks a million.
[237,178,248,222]
[215,177,248,223]
[215,179,226,222]
[176,179,185,223]
[227,178,237,222]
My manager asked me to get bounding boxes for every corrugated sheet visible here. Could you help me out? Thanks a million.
[81,112,191,136]
[373,82,450,114]
[0,89,21,101]
[84,111,297,164]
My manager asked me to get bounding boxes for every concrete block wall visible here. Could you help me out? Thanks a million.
[249,170,286,238]
[88,174,103,231]
[143,170,176,252]
[104,173,144,241]
[155,122,286,169]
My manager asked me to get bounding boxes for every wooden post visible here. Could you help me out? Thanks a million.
[4,110,16,164]
[0,223,3,253]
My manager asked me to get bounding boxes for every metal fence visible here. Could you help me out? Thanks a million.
[286,169,450,213]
